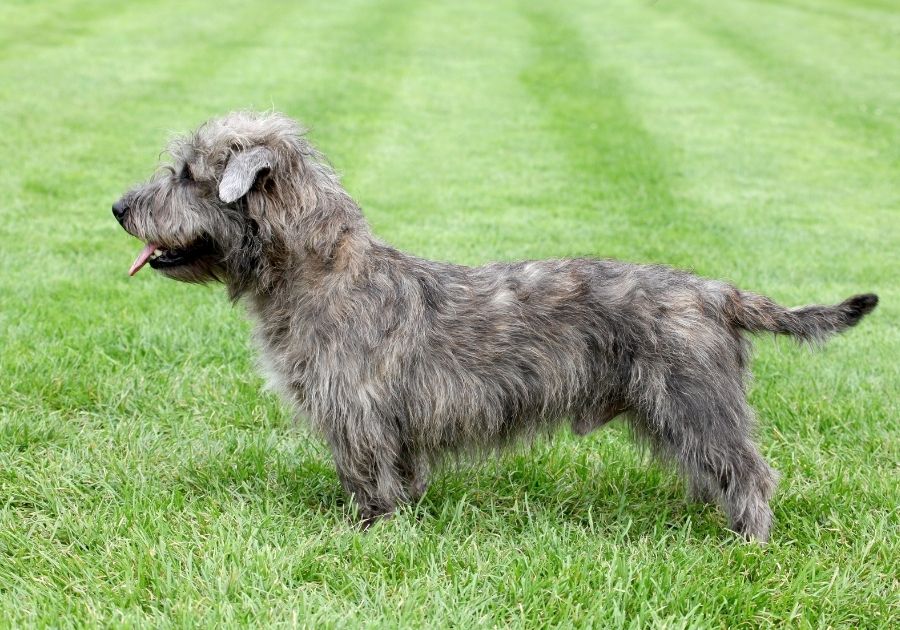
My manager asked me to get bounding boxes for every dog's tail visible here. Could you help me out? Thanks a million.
[726,290,878,344]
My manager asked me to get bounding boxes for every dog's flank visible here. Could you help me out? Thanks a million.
[113,111,878,541]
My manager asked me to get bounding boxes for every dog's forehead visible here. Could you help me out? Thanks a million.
[166,130,232,169]
[165,112,302,173]
[167,135,206,166]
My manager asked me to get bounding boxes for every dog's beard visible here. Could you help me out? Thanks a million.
[154,258,223,283]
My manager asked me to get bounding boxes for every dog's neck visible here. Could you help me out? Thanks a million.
[227,185,375,306]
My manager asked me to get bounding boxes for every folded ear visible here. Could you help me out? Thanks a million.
[218,146,275,203]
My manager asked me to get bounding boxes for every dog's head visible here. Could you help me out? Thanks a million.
[113,111,321,285]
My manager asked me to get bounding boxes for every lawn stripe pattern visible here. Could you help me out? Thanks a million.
[0,0,897,626]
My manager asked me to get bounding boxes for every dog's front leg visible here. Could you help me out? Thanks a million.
[325,415,408,526]
[398,449,430,503]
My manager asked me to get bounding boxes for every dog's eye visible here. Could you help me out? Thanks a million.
[180,164,193,181]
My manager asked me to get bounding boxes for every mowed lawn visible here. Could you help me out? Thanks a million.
[1,0,898,626]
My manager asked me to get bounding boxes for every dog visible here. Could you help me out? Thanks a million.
[113,111,878,541]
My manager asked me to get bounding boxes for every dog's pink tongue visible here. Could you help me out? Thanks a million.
[129,242,158,276]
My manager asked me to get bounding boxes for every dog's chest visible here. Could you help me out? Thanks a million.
[248,306,313,406]
[254,335,296,401]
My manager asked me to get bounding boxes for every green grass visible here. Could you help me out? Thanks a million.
[1,0,898,626]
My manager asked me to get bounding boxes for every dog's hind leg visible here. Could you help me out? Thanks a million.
[688,474,719,505]
[696,430,777,542]
[634,379,778,542]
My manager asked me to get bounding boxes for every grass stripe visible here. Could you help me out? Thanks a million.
[0,0,134,62]
[566,0,896,289]
[268,0,425,171]
[671,1,900,149]
[331,1,594,262]
[519,2,705,266]
[750,0,900,36]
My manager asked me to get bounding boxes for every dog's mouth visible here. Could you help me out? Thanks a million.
[128,238,216,276]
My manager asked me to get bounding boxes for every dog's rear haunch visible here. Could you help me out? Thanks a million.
[113,112,878,541]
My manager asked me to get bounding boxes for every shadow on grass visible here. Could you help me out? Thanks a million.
[420,461,727,542]
[172,431,730,542]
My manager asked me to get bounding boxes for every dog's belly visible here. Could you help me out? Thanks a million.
[570,402,628,436]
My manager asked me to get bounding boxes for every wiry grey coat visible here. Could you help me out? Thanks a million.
[113,112,878,541]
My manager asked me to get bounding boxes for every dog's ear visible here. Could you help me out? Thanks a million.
[219,146,275,203]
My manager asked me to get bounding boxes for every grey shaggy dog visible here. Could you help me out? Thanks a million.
[113,111,878,542]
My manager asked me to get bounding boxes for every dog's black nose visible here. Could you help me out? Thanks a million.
[112,199,129,224]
